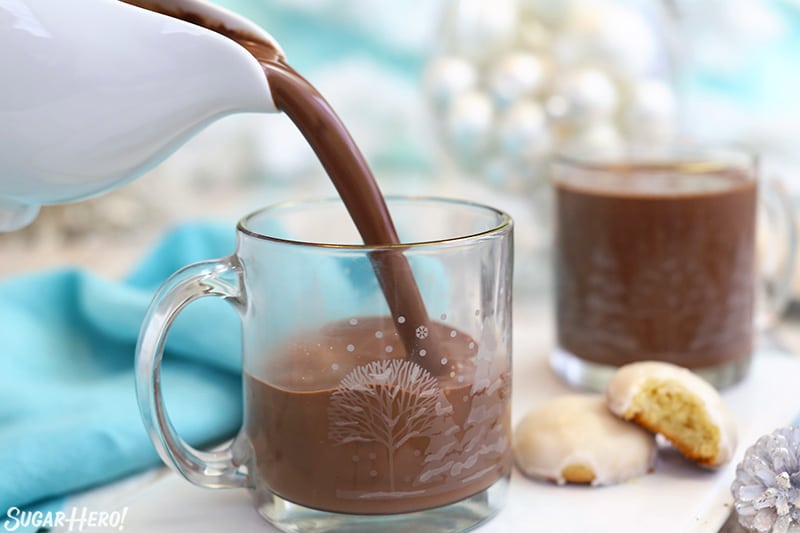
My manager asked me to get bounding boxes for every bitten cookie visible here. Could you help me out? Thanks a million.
[606,361,737,468]
[513,394,656,486]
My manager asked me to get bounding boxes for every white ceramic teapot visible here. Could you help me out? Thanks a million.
[0,0,284,230]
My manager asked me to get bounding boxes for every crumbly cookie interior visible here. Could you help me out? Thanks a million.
[625,378,721,464]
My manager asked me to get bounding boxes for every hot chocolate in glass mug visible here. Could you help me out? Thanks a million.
[135,197,513,532]
[2,1,514,530]
[550,144,796,391]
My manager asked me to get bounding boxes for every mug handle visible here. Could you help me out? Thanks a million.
[756,177,798,329]
[135,256,248,489]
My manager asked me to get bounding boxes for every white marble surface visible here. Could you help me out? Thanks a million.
[52,305,800,533]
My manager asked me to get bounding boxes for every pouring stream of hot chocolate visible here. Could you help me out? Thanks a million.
[123,0,447,375]
[261,61,442,373]
[119,0,442,373]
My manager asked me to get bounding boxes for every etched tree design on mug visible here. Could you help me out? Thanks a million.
[328,359,443,491]
[627,221,716,354]
[562,239,637,357]
[419,325,509,487]
[690,236,754,352]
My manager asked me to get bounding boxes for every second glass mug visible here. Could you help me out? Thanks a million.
[135,197,514,532]
[550,144,796,391]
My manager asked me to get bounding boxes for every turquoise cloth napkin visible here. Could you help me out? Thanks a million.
[0,223,243,514]
[0,221,450,517]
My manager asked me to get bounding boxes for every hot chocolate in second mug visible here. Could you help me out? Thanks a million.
[135,197,513,532]
[550,145,795,391]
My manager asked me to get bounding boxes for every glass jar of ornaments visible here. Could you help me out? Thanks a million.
[424,0,679,297]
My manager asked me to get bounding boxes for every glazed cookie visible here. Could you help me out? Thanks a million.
[606,361,737,468]
[513,394,656,486]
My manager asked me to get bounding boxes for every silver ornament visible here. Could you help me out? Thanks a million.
[425,55,479,110]
[445,89,495,156]
[447,0,517,62]
[487,51,548,108]
[622,79,677,142]
[496,99,550,159]
[549,67,619,126]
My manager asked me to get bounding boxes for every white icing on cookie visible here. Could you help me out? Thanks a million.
[513,394,656,486]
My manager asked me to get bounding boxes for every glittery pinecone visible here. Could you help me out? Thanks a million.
[731,426,800,533]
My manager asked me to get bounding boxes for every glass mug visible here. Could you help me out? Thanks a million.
[550,145,796,391]
[135,197,513,532]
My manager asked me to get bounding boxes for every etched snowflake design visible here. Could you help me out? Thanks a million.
[732,426,800,533]
[415,325,429,340]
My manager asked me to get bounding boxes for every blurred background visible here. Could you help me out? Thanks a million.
[3,0,799,298]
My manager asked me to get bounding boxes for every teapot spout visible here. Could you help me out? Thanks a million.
[0,0,283,231]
